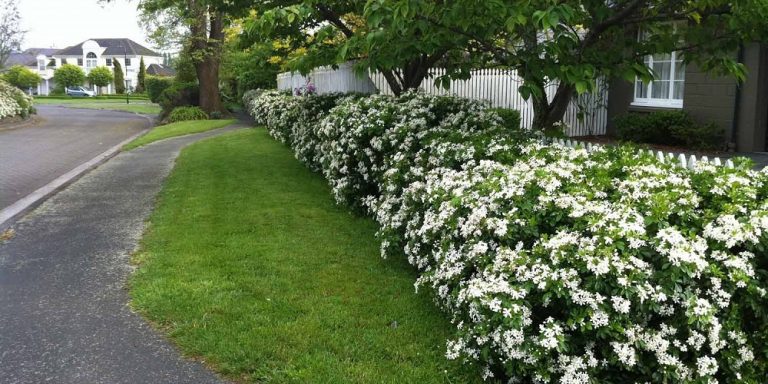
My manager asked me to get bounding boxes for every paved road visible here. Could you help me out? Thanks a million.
[0,123,247,383]
[0,106,150,209]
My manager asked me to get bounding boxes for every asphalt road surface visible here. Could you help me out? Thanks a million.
[0,122,246,383]
[0,106,150,210]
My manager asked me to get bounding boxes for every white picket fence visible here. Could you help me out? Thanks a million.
[550,137,735,169]
[369,69,608,137]
[277,62,378,94]
[278,65,608,137]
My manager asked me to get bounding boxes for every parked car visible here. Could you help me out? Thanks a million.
[65,86,95,97]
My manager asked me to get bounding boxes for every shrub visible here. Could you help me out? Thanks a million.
[168,106,208,123]
[146,76,173,103]
[86,66,114,93]
[246,89,768,382]
[158,82,199,119]
[488,107,521,131]
[0,79,33,119]
[614,111,724,150]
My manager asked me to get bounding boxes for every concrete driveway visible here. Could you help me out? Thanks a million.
[0,106,150,210]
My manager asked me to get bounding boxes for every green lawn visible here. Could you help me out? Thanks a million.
[129,128,483,383]
[123,119,236,150]
[34,98,161,115]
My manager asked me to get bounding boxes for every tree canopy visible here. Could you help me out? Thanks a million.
[0,0,24,69]
[53,64,85,88]
[113,59,125,94]
[2,64,40,90]
[87,66,114,92]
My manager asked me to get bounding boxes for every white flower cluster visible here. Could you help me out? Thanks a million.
[0,80,33,120]
[246,89,768,382]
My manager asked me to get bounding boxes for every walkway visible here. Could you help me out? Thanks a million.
[0,123,247,384]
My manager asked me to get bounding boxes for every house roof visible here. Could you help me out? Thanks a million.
[146,63,176,77]
[5,48,59,67]
[55,38,161,57]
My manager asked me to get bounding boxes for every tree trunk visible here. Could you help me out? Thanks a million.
[531,83,575,131]
[189,2,225,115]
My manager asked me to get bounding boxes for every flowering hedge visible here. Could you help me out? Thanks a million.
[245,90,768,383]
[0,79,34,120]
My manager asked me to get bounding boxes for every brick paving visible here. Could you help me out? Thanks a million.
[0,106,150,209]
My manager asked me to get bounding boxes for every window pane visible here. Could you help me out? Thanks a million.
[673,81,685,99]
[652,53,672,62]
[635,80,647,98]
[675,61,685,81]
[653,61,672,81]
[651,80,670,99]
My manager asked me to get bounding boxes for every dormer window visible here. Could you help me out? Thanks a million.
[38,59,46,71]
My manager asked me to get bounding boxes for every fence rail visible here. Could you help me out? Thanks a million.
[277,65,609,137]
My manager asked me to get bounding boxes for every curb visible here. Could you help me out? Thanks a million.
[0,117,153,231]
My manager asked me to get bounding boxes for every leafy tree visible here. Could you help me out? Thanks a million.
[3,64,41,90]
[136,56,146,93]
[383,0,768,130]
[136,0,254,114]
[0,0,24,69]
[53,64,86,89]
[242,1,469,96]
[87,66,113,94]
[220,22,281,101]
[113,59,125,94]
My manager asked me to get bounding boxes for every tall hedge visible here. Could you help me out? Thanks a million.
[113,60,125,94]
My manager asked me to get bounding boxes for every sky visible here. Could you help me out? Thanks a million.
[17,0,155,51]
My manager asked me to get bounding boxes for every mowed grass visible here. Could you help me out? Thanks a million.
[34,98,161,115]
[129,129,483,383]
[123,119,236,150]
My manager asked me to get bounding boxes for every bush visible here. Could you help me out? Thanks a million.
[146,76,173,103]
[168,106,208,123]
[3,65,42,90]
[0,79,33,119]
[614,110,724,150]
[246,89,768,383]
[158,81,199,119]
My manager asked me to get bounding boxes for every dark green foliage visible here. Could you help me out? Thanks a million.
[168,106,208,123]
[172,50,197,83]
[113,60,126,94]
[489,108,522,131]
[158,81,199,118]
[614,111,725,150]
[145,76,173,103]
[136,56,146,93]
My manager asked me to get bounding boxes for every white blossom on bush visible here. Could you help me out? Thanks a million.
[245,89,768,383]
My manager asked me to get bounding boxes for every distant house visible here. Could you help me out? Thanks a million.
[12,38,175,95]
[146,63,176,77]
[607,43,768,152]
[5,48,59,94]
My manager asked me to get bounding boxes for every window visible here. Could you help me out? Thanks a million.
[37,59,46,71]
[77,58,83,66]
[125,58,131,67]
[632,27,685,108]
[85,52,97,68]
[106,58,112,66]
[62,58,67,65]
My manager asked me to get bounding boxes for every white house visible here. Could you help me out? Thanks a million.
[31,38,173,95]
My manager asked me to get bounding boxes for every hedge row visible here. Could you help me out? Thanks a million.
[245,89,768,383]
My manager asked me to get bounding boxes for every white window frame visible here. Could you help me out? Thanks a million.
[37,59,46,71]
[632,27,685,109]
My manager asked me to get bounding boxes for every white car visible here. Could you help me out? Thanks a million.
[65,86,95,97]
